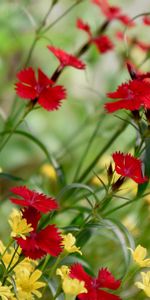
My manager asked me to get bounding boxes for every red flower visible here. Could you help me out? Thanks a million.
[143,16,150,26]
[105,79,150,113]
[70,263,121,300]
[93,35,114,53]
[47,46,85,69]
[10,186,58,213]
[76,18,113,54]
[15,207,62,259]
[112,152,148,184]
[91,0,134,26]
[17,224,62,259]
[15,68,66,111]
[136,40,150,52]
[76,18,92,39]
[22,207,41,230]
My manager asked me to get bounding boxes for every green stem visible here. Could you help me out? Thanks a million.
[0,105,32,153]
[41,255,50,272]
[24,1,55,67]
[2,245,19,284]
[0,240,13,261]
[73,114,105,181]
[77,121,128,183]
[41,0,84,35]
[48,254,65,279]
[103,198,138,216]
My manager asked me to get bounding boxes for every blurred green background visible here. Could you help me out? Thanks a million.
[0,1,150,299]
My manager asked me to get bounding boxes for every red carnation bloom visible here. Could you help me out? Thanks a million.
[70,263,121,300]
[143,16,150,26]
[47,46,85,69]
[10,186,58,213]
[22,207,41,230]
[76,18,92,39]
[15,67,66,111]
[76,19,113,54]
[105,79,150,113]
[91,0,134,26]
[112,152,148,184]
[93,35,114,53]
[16,207,62,259]
[17,224,62,259]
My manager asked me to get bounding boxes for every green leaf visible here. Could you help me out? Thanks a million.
[0,172,23,181]
[0,129,66,185]
[102,218,135,277]
[57,183,98,203]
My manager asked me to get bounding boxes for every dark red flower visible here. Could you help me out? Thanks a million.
[70,263,121,300]
[22,207,41,230]
[17,225,62,259]
[93,35,114,53]
[10,186,58,213]
[105,79,150,113]
[47,46,85,69]
[112,152,148,184]
[91,0,134,26]
[76,18,92,39]
[15,68,66,111]
[143,16,150,26]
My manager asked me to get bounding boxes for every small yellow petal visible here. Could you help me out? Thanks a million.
[56,265,70,279]
[40,164,57,180]
[135,271,150,297]
[8,209,33,240]
[129,245,150,267]
[62,233,82,255]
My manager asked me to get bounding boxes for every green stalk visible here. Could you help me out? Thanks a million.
[0,105,32,153]
[73,114,106,181]
[77,121,128,183]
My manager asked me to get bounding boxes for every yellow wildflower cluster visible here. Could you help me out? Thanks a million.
[14,268,45,300]
[130,245,150,298]
[8,209,33,240]
[0,240,45,300]
[135,271,150,297]
[0,282,14,300]
[56,265,87,296]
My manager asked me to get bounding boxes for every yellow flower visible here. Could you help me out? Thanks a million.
[8,209,33,240]
[56,265,87,296]
[15,269,45,300]
[62,233,82,255]
[14,258,38,275]
[129,245,150,267]
[135,271,150,297]
[0,241,20,268]
[0,282,14,300]
[62,277,87,296]
[40,164,57,181]
[56,265,70,279]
